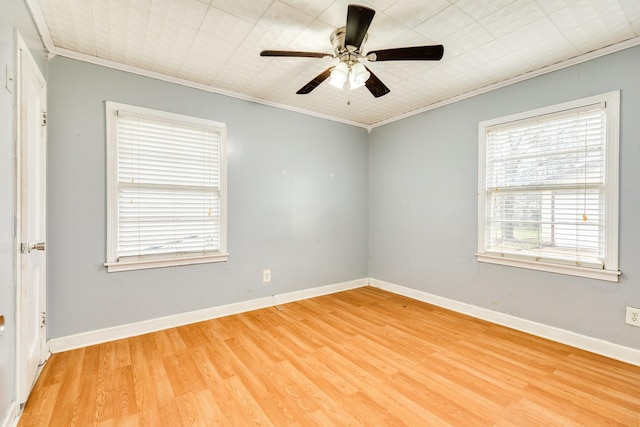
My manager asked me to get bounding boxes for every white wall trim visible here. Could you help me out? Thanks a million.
[1,401,18,427]
[49,278,368,353]
[23,0,56,55]
[369,278,640,367]
[369,37,640,129]
[46,276,640,365]
[48,37,639,132]
[53,48,369,130]
[476,254,621,282]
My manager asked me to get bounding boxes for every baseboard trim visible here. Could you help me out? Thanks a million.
[48,277,640,366]
[1,401,18,427]
[370,278,640,367]
[49,278,368,353]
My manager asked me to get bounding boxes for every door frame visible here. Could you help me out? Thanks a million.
[14,31,48,407]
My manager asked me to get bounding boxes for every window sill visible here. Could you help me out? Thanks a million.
[105,253,229,272]
[476,253,620,282]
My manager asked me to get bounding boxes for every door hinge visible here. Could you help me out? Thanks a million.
[41,311,46,328]
[42,111,47,126]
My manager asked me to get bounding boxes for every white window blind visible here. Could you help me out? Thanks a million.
[485,106,605,267]
[477,91,620,281]
[106,102,227,272]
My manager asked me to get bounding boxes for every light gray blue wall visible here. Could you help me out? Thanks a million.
[44,33,640,352]
[0,0,48,419]
[47,57,369,338]
[369,45,640,349]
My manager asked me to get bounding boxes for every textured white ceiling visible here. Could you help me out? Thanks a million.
[34,0,640,127]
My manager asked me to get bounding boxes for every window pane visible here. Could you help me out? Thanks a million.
[115,110,223,260]
[486,110,605,188]
[118,115,220,188]
[486,189,603,266]
[484,108,606,267]
[118,186,221,257]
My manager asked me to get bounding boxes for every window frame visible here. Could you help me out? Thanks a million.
[104,101,228,272]
[477,91,620,282]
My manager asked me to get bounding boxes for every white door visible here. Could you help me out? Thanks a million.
[16,35,47,406]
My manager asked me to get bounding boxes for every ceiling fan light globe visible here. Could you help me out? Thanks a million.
[347,62,369,89]
[353,70,370,85]
[329,62,348,88]
[351,62,371,85]
[348,73,366,89]
[329,71,347,88]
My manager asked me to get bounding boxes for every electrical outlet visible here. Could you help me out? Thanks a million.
[262,268,271,284]
[625,306,640,327]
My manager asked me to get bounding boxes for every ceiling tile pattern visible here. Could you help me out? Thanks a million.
[37,0,640,126]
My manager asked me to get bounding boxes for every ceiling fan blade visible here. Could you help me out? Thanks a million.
[296,67,334,94]
[364,66,390,98]
[344,5,375,49]
[260,50,332,58]
[367,45,444,61]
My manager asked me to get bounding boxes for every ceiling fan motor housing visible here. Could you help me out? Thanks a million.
[331,26,368,60]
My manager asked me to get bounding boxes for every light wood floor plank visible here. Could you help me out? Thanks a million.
[18,286,640,426]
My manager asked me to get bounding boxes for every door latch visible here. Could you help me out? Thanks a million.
[20,242,45,253]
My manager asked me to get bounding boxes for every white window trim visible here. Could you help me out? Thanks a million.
[105,101,228,272]
[477,91,620,282]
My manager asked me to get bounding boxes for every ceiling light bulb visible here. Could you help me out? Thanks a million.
[329,62,348,89]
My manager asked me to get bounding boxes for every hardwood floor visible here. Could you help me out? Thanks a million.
[19,286,640,426]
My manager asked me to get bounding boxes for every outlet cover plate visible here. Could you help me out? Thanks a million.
[625,306,640,327]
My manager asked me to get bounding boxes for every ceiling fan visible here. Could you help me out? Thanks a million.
[260,4,444,98]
